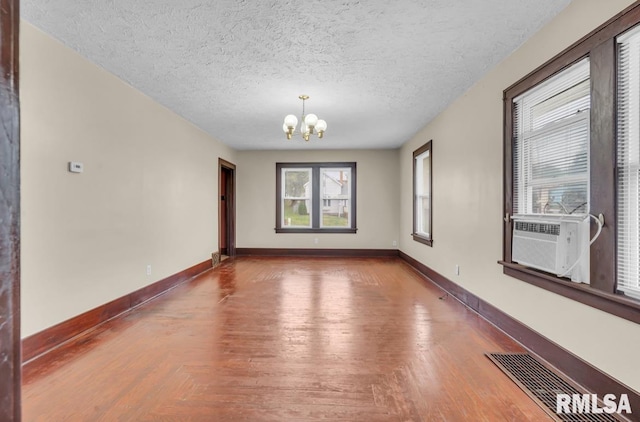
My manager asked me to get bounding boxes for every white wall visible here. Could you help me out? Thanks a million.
[399,0,640,391]
[236,149,399,250]
[20,21,236,337]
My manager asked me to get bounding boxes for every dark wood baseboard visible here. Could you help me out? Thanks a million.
[21,259,212,364]
[399,251,640,419]
[236,248,399,258]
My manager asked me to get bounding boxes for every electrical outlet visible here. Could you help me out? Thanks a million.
[314,238,319,244]
[392,240,397,247]
[146,265,152,276]
[455,265,460,276]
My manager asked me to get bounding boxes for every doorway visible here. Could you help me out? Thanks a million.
[218,158,236,258]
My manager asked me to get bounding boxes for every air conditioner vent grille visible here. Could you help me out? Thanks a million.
[515,221,560,236]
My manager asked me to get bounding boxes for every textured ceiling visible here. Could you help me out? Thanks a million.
[22,0,571,150]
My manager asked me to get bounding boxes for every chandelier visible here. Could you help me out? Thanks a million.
[282,95,327,141]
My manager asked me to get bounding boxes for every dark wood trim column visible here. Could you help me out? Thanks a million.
[589,39,617,293]
[0,0,21,420]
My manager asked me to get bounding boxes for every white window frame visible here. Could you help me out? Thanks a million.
[280,167,312,228]
[319,167,352,229]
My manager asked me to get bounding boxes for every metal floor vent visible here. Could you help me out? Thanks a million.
[486,353,619,422]
[212,251,221,266]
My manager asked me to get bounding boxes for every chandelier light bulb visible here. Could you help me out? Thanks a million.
[304,113,318,128]
[315,119,327,132]
[283,123,293,139]
[284,114,298,128]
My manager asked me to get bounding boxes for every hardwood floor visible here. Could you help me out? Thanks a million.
[22,257,550,421]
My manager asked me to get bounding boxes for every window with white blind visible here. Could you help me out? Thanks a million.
[617,27,640,300]
[513,58,590,218]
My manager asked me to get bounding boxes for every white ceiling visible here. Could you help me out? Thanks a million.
[22,0,571,150]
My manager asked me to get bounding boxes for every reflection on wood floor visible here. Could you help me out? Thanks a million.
[22,257,549,421]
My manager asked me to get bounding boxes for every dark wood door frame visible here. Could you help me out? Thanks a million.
[0,0,21,420]
[218,158,236,257]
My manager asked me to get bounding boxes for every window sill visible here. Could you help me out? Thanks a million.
[499,261,640,325]
[412,234,433,246]
[275,228,357,234]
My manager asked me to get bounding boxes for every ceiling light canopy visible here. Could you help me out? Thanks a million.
[283,95,327,141]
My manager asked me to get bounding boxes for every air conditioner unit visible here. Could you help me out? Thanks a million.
[511,215,589,283]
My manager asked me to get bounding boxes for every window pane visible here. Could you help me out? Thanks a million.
[415,151,430,236]
[513,58,590,217]
[282,168,311,227]
[320,168,350,227]
[617,26,640,299]
[525,114,589,215]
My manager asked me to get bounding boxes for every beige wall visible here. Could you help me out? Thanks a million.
[236,149,399,250]
[20,22,236,337]
[399,0,640,391]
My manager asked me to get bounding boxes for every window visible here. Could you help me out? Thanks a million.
[513,59,590,218]
[275,162,356,233]
[502,3,640,324]
[617,26,640,300]
[511,59,591,283]
[413,141,432,246]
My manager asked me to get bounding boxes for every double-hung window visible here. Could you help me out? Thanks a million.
[510,59,591,283]
[275,162,357,233]
[412,141,433,246]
